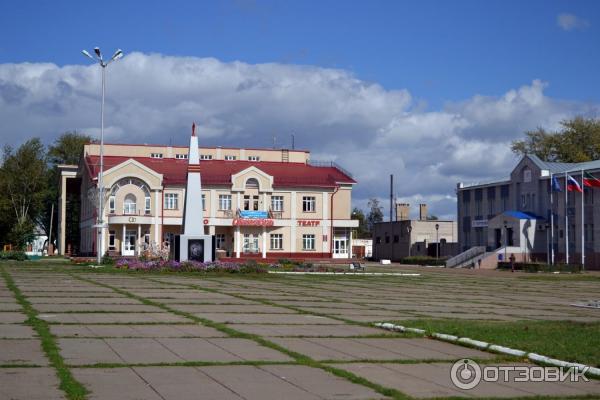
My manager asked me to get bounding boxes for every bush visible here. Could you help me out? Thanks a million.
[114,259,268,273]
[497,262,581,273]
[399,256,446,266]
[0,250,28,261]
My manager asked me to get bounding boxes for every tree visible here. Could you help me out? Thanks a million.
[511,117,600,162]
[0,139,48,249]
[366,198,383,233]
[351,207,369,237]
[47,131,91,165]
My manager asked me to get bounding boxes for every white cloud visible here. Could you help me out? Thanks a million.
[557,13,590,31]
[0,52,598,220]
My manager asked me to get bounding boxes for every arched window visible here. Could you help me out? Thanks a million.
[245,178,259,189]
[124,194,137,215]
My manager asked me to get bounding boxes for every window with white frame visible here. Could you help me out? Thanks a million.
[302,234,315,250]
[219,194,232,210]
[200,154,213,160]
[224,155,237,161]
[165,193,178,210]
[145,196,151,214]
[109,196,116,214]
[123,194,137,214]
[108,230,116,250]
[175,154,188,159]
[270,234,283,250]
[248,155,260,161]
[202,194,206,210]
[271,195,284,211]
[216,234,226,249]
[302,196,316,212]
[151,153,163,159]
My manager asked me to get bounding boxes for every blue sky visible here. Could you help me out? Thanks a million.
[0,0,598,218]
[2,0,598,106]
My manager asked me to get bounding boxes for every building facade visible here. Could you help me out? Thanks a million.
[457,154,599,269]
[372,203,458,261]
[58,142,358,259]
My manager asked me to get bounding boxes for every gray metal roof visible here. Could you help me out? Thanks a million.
[527,154,600,174]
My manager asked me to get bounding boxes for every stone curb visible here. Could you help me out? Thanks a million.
[374,322,600,378]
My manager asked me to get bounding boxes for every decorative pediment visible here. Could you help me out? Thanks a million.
[231,166,273,192]
[101,159,163,190]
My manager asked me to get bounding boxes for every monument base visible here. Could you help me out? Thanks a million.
[174,235,215,263]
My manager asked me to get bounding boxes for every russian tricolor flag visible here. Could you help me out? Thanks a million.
[567,175,583,193]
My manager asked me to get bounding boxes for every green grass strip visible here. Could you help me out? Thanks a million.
[0,266,88,400]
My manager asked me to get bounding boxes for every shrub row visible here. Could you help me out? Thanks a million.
[114,258,268,273]
[0,251,28,261]
[497,262,581,273]
[399,256,447,266]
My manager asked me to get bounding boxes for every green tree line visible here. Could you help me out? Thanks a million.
[0,132,90,250]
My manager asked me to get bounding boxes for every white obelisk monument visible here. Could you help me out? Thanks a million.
[174,123,215,262]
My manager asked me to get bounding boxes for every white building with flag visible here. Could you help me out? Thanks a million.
[453,154,600,270]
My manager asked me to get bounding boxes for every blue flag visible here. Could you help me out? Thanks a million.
[551,176,562,191]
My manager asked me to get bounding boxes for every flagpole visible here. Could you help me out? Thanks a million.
[565,172,569,264]
[550,173,554,265]
[581,169,585,271]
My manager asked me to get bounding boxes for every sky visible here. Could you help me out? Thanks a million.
[0,0,599,219]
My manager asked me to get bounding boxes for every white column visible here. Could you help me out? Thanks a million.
[209,225,215,235]
[235,227,241,258]
[262,192,267,211]
[210,190,217,218]
[154,190,160,245]
[348,228,353,259]
[290,191,297,253]
[137,224,141,256]
[122,224,126,255]
[262,226,267,258]
[58,175,67,255]
[322,192,329,253]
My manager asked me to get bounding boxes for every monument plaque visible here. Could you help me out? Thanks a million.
[174,123,215,262]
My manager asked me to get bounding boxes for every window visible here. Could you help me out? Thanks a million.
[108,230,115,250]
[243,195,250,211]
[302,234,315,250]
[109,196,115,214]
[270,234,283,250]
[501,185,509,211]
[302,196,316,212]
[202,194,206,210]
[393,235,399,243]
[375,237,381,244]
[145,196,151,214]
[245,178,259,188]
[216,234,226,249]
[151,153,163,159]
[165,193,178,210]
[225,155,236,161]
[271,196,284,211]
[488,198,495,215]
[385,235,390,244]
[200,154,212,160]
[243,234,259,253]
[219,194,232,210]
[248,155,260,161]
[175,154,188,159]
[123,194,137,214]
[253,195,259,211]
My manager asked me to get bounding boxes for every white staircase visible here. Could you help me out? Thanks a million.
[446,246,486,268]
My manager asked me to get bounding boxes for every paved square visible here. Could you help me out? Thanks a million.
[1,264,599,399]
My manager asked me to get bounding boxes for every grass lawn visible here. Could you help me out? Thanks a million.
[398,319,600,367]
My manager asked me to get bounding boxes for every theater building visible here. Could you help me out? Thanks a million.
[58,140,358,260]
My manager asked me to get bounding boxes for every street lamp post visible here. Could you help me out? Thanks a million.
[435,223,440,259]
[82,47,123,264]
[503,220,508,262]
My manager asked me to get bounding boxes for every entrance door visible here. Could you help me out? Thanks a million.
[123,230,136,256]
[243,234,259,253]
[333,237,348,258]
[495,229,502,249]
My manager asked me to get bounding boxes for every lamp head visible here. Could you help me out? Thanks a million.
[111,49,123,61]
[94,47,102,60]
[81,50,94,60]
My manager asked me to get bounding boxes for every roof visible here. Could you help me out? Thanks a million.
[527,154,600,174]
[89,142,311,154]
[502,210,544,220]
[84,156,356,187]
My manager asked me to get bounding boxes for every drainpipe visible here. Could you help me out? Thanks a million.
[161,188,164,247]
[329,185,340,258]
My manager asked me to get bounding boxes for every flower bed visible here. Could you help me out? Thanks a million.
[115,259,267,273]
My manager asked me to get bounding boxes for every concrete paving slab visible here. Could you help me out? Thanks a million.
[0,324,36,338]
[158,297,258,305]
[58,338,125,365]
[269,338,492,361]
[38,312,189,324]
[0,302,21,311]
[196,313,343,324]
[0,367,64,400]
[34,303,161,312]
[0,312,27,323]
[200,338,292,361]
[28,296,140,304]
[228,323,388,337]
[0,339,48,365]
[170,304,292,313]
[50,324,226,338]
[73,368,163,400]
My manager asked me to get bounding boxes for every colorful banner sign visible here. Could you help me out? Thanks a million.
[233,218,274,226]
[239,210,269,219]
